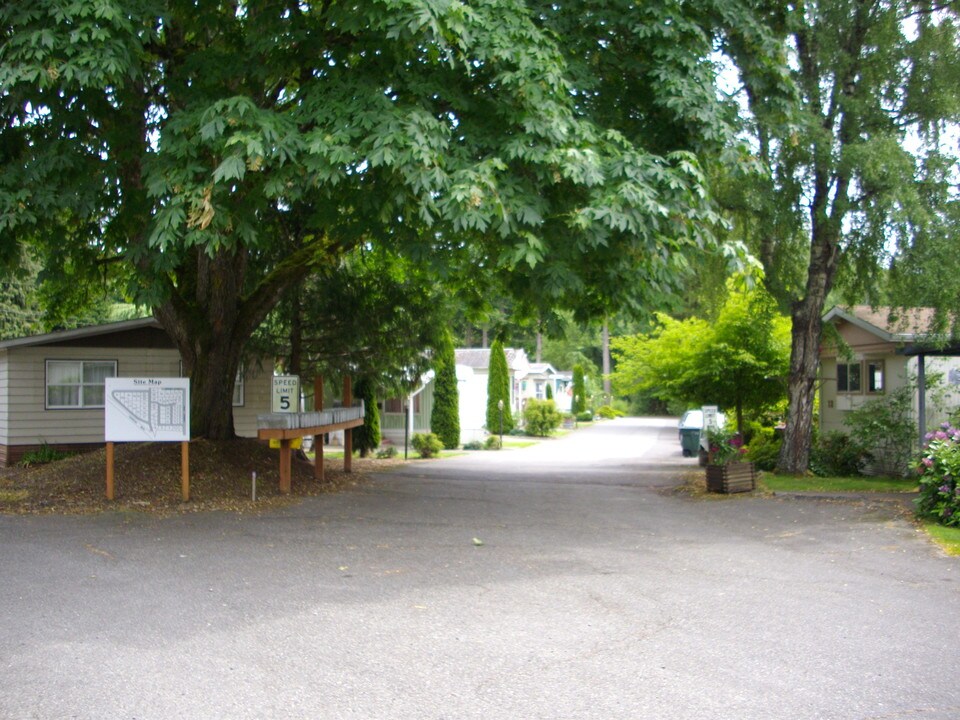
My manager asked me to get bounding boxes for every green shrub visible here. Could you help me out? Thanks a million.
[745,432,782,472]
[809,431,868,477]
[411,432,443,458]
[545,383,554,400]
[843,386,915,476]
[484,435,501,450]
[19,443,72,467]
[375,446,398,459]
[463,440,484,450]
[915,424,960,526]
[595,405,623,419]
[576,410,593,422]
[523,399,563,437]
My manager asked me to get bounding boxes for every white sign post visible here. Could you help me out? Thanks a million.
[103,378,191,501]
[272,375,300,413]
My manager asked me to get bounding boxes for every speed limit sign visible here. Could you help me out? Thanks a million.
[272,375,300,413]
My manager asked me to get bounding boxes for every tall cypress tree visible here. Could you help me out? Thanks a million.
[486,339,514,434]
[431,331,461,449]
[353,376,380,457]
[572,364,587,415]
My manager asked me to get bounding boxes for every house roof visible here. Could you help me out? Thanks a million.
[0,316,162,350]
[822,305,941,343]
[526,362,557,376]
[454,347,529,371]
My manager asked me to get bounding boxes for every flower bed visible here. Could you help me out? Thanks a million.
[915,423,960,526]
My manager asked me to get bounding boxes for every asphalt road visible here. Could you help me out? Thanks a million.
[1,417,958,720]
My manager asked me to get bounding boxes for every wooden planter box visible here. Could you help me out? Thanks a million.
[705,462,756,494]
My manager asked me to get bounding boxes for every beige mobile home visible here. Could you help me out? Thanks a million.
[0,318,271,466]
[819,306,960,440]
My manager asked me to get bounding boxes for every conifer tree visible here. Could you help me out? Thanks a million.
[431,331,461,450]
[486,340,514,434]
[352,377,380,458]
[572,365,587,415]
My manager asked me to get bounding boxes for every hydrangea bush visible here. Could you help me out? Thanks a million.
[915,424,960,526]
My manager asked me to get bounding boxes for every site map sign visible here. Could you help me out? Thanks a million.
[104,378,190,442]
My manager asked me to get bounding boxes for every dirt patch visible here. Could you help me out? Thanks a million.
[667,470,772,500]
[0,439,403,516]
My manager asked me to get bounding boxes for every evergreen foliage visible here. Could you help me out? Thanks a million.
[572,365,587,415]
[486,340,514,434]
[0,250,41,339]
[545,383,554,400]
[430,331,460,450]
[523,399,563,437]
[412,432,443,459]
[352,377,380,458]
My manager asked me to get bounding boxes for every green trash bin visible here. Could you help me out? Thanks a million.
[680,427,701,457]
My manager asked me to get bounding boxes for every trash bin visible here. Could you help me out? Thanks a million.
[678,409,704,457]
[680,427,701,457]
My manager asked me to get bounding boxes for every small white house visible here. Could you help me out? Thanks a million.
[518,362,574,413]
[454,347,530,441]
[377,346,575,446]
[0,318,271,466]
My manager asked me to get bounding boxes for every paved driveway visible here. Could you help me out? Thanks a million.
[1,418,958,719]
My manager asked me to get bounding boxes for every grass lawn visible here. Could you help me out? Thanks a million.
[502,438,539,449]
[760,473,918,493]
[923,522,960,556]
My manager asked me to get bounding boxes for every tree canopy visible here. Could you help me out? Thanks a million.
[610,282,791,433]
[721,0,960,471]
[0,0,732,438]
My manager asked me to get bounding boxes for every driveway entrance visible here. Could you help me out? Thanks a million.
[1,418,957,719]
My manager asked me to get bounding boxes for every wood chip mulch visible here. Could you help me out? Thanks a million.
[0,438,404,516]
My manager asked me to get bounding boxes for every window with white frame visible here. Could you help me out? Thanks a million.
[867,360,884,393]
[837,361,862,393]
[46,360,117,408]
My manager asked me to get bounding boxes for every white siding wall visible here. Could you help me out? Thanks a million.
[458,367,489,442]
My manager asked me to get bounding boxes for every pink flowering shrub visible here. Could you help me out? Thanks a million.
[915,423,960,527]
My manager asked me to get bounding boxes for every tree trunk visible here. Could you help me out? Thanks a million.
[777,296,825,473]
[153,242,325,439]
[777,222,840,473]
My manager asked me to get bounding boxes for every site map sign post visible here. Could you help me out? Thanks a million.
[103,378,191,501]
